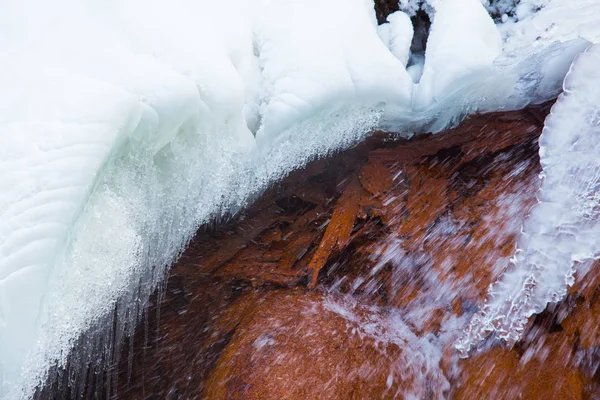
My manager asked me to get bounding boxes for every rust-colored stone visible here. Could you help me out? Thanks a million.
[307,178,364,287]
[368,105,547,168]
[397,163,449,236]
[456,333,587,400]
[455,348,521,399]
[49,103,600,400]
[358,161,395,197]
[562,294,600,349]
[205,290,447,400]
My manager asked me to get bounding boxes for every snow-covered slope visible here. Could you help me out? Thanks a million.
[1,0,598,397]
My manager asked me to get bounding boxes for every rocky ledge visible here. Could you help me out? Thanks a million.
[46,102,600,399]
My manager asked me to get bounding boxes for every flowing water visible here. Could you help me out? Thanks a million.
[2,0,600,398]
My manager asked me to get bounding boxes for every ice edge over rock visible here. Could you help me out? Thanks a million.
[1,0,599,397]
[456,43,600,356]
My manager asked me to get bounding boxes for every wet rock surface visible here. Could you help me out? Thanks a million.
[45,102,600,399]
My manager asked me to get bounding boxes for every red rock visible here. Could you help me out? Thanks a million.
[74,103,599,400]
[307,179,365,287]
[456,333,587,400]
[205,290,448,400]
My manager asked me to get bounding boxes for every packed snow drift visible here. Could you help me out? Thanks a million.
[1,0,599,397]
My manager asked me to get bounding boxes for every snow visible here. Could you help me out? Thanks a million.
[251,0,413,148]
[1,0,600,397]
[412,0,504,110]
[481,0,551,21]
[378,11,414,67]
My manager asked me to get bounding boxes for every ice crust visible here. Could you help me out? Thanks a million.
[0,0,598,397]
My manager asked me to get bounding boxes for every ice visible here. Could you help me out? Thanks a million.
[0,0,406,397]
[380,0,590,133]
[2,0,600,397]
[251,0,413,148]
[1,1,257,396]
[456,43,600,355]
[378,11,414,67]
[398,0,426,16]
[481,0,551,21]
[494,0,600,108]
[413,0,503,110]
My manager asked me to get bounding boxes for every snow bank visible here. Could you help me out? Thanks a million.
[1,0,599,397]
[379,0,590,133]
[253,0,413,149]
[413,0,503,110]
[494,0,600,108]
[378,11,414,68]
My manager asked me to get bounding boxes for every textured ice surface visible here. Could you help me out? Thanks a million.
[377,11,414,68]
[457,43,600,355]
[0,1,404,397]
[1,0,599,397]
[413,0,503,110]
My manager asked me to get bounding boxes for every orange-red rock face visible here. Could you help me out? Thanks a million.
[73,103,600,399]
[204,290,449,399]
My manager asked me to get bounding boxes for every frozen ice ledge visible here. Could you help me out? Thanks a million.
[0,0,599,398]
[456,42,600,355]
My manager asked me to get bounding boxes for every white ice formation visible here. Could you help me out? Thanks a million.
[0,0,599,397]
[456,43,600,355]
